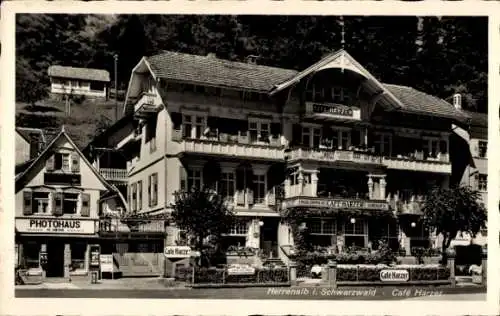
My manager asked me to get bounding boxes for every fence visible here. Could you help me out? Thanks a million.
[175,266,290,287]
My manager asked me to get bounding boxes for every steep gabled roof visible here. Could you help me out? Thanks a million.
[48,65,110,82]
[145,51,298,92]
[15,127,112,193]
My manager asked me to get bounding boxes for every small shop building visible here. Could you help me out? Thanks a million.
[15,127,126,278]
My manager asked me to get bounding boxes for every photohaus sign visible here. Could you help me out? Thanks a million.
[16,218,96,234]
[379,269,409,282]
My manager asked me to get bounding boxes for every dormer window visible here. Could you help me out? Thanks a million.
[46,151,80,174]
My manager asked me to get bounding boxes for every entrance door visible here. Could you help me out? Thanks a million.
[260,218,279,259]
[46,241,65,277]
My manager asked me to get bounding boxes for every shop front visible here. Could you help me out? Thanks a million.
[15,217,99,277]
[281,197,396,253]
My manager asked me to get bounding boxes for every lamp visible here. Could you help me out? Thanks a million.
[411,222,416,228]
[350,218,356,224]
[258,220,264,227]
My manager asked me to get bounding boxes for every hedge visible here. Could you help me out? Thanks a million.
[176,266,289,284]
[336,264,451,282]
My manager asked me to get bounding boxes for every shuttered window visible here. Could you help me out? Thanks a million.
[23,191,33,215]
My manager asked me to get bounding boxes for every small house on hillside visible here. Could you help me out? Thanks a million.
[48,65,110,99]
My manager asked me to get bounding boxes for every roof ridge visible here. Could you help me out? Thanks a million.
[49,65,109,72]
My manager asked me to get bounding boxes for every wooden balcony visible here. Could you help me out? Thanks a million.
[285,147,383,165]
[383,156,451,174]
[134,92,161,119]
[177,137,284,161]
[99,168,128,182]
[282,196,390,211]
[99,218,166,236]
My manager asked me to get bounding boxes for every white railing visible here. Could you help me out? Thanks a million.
[181,138,284,160]
[99,168,127,181]
[285,147,382,164]
[383,156,451,174]
[134,92,160,114]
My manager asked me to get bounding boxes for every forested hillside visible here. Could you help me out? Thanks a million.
[15,15,488,147]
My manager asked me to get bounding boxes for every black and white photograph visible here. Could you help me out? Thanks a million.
[1,3,499,315]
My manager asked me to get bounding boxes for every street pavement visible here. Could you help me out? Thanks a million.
[15,279,486,300]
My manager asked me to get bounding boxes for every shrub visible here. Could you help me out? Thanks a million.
[336,264,451,282]
[189,266,289,284]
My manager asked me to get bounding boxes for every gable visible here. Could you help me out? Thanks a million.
[16,131,109,193]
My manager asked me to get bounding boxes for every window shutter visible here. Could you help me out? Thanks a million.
[152,173,158,206]
[247,188,254,205]
[81,193,90,217]
[71,152,80,173]
[147,177,152,207]
[292,124,302,146]
[23,191,33,215]
[53,192,63,216]
[132,183,137,212]
[179,166,187,192]
[46,155,55,171]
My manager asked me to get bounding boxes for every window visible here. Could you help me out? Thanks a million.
[63,193,78,214]
[146,118,157,153]
[54,153,70,171]
[188,169,202,190]
[148,173,158,207]
[70,80,79,88]
[340,130,350,149]
[229,222,248,236]
[302,127,311,147]
[220,172,235,202]
[249,121,270,143]
[253,174,266,204]
[478,174,487,191]
[374,133,391,156]
[137,181,143,211]
[182,115,192,138]
[332,87,342,103]
[70,242,86,270]
[312,128,321,148]
[33,192,50,214]
[182,115,205,139]
[90,81,105,91]
[478,141,487,158]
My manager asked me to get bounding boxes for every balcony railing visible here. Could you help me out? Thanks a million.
[134,92,160,118]
[99,218,166,235]
[383,156,451,174]
[175,134,284,161]
[282,196,390,211]
[99,168,128,181]
[285,147,383,165]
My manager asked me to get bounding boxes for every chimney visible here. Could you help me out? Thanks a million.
[246,55,259,65]
[453,93,462,110]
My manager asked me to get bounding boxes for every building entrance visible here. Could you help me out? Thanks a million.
[46,241,65,277]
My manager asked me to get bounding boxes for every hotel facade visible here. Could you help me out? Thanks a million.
[90,50,474,266]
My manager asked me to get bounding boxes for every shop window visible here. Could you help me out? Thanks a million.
[71,243,86,270]
[23,242,40,269]
[309,219,337,247]
[63,193,78,214]
[478,174,487,191]
[33,192,50,214]
[344,220,367,248]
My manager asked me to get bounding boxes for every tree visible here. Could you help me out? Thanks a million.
[422,186,487,264]
[171,186,236,265]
